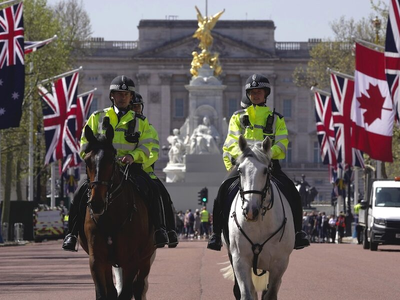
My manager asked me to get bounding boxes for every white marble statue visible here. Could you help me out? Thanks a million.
[189,116,220,154]
[167,128,185,164]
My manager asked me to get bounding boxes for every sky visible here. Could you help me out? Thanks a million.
[47,0,377,42]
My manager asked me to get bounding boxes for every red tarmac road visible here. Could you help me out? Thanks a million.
[0,238,400,299]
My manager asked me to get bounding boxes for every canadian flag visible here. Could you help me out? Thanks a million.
[352,43,395,162]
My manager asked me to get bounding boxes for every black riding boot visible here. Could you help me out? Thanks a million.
[152,196,169,248]
[271,161,310,250]
[291,192,311,250]
[62,182,88,252]
[154,178,178,248]
[207,170,239,251]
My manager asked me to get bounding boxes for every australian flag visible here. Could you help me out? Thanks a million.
[38,72,79,165]
[0,2,25,129]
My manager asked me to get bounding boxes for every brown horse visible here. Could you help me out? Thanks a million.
[78,122,156,300]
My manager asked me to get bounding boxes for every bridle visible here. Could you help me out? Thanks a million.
[86,151,129,215]
[238,157,273,218]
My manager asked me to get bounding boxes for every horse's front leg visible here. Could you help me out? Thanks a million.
[89,254,117,300]
[262,258,289,300]
[231,253,257,300]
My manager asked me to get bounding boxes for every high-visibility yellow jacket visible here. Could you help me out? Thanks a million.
[142,124,160,179]
[200,209,209,222]
[80,107,153,165]
[222,105,288,171]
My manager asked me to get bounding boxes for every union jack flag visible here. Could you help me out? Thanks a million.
[62,90,94,172]
[39,72,79,165]
[330,73,365,169]
[0,2,24,129]
[314,90,337,166]
[385,0,400,122]
[24,35,56,54]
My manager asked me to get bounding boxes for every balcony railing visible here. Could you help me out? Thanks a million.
[79,38,138,50]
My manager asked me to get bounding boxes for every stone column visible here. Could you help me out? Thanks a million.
[136,73,150,116]
[159,73,172,157]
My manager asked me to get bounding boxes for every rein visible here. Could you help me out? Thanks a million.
[232,180,287,276]
[238,168,273,217]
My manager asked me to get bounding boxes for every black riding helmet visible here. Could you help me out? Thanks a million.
[245,74,271,103]
[109,75,135,102]
[131,92,144,113]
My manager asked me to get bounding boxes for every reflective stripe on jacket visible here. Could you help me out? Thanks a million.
[80,107,153,165]
[222,105,288,171]
[142,124,160,179]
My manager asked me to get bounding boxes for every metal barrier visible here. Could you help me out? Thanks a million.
[1,223,8,242]
[14,223,24,242]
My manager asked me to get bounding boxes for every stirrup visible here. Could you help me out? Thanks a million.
[207,234,222,251]
[167,231,179,248]
[62,234,78,252]
[154,229,169,248]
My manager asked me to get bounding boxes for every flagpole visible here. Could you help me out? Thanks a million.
[40,66,83,84]
[326,68,354,80]
[355,39,384,51]
[51,163,56,208]
[310,86,330,96]
[77,87,97,98]
[28,62,34,201]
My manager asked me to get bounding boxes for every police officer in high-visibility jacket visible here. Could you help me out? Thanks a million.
[62,75,169,252]
[207,74,310,251]
[131,93,179,247]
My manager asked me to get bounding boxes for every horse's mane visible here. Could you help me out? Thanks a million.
[236,141,271,166]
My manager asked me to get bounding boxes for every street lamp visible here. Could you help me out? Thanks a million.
[372,16,381,44]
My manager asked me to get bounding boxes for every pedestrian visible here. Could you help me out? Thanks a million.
[328,214,337,243]
[336,212,346,243]
[200,206,210,239]
[194,209,201,239]
[176,211,184,237]
[207,74,310,251]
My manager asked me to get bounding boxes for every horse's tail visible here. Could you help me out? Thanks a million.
[220,261,234,281]
[219,261,269,292]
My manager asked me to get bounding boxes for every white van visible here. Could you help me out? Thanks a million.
[359,179,400,251]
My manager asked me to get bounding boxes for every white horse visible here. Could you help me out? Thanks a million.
[222,135,295,300]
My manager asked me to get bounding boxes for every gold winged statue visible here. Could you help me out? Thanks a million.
[191,6,225,77]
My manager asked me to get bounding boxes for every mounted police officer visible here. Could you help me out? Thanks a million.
[131,93,179,247]
[62,75,169,251]
[207,74,310,251]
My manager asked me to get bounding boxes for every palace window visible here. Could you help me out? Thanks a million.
[283,99,292,118]
[174,98,184,118]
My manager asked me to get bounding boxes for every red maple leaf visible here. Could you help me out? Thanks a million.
[356,83,386,125]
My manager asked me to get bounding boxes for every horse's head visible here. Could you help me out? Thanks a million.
[236,135,272,221]
[83,120,117,215]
